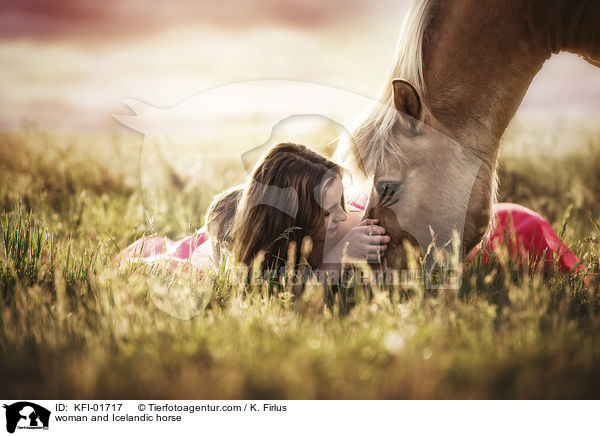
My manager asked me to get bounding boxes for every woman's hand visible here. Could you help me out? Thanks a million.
[322,218,390,264]
[342,218,390,262]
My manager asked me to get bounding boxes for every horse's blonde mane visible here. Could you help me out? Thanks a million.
[386,0,435,98]
[347,0,438,175]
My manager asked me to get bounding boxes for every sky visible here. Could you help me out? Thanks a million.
[0,0,598,132]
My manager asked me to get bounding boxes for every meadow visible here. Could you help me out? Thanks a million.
[1,118,599,399]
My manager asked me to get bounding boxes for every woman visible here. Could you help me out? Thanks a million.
[119,142,389,274]
[120,142,583,277]
[228,142,389,271]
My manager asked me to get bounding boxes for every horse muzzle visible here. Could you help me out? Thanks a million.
[365,204,421,272]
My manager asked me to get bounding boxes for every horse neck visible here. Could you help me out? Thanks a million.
[538,0,600,63]
[421,0,599,163]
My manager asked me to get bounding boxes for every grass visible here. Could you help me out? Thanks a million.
[1,119,599,399]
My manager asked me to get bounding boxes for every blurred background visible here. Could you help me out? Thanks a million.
[0,0,598,132]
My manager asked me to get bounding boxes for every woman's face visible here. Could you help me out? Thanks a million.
[319,176,347,240]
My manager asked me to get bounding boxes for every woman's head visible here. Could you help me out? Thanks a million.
[231,142,346,270]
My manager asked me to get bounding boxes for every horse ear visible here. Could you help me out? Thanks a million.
[392,79,422,132]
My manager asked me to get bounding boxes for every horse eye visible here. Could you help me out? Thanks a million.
[375,181,402,201]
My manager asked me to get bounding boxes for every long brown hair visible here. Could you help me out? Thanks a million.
[231,142,344,270]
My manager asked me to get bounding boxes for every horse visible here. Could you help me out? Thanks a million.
[341,0,600,270]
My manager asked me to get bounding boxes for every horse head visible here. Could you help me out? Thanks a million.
[350,78,489,273]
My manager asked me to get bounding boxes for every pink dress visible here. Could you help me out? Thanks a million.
[118,225,213,273]
[119,203,582,274]
[466,203,582,272]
